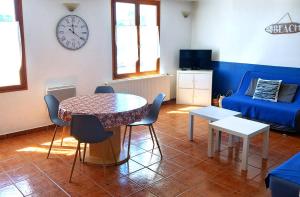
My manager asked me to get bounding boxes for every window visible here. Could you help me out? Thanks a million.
[0,0,27,93]
[112,0,160,79]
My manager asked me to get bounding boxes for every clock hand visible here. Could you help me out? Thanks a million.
[69,29,85,40]
[71,22,75,33]
[74,32,85,41]
[68,28,74,34]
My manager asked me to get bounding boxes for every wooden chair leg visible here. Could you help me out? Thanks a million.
[47,125,58,159]
[109,139,117,163]
[83,143,87,163]
[148,125,155,148]
[150,125,163,158]
[122,125,128,146]
[127,126,132,158]
[69,141,80,183]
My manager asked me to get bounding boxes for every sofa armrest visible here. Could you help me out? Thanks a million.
[296,110,300,132]
[235,71,251,94]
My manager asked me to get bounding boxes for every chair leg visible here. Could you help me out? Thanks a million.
[148,125,155,148]
[60,127,65,146]
[47,125,58,159]
[79,143,82,162]
[150,125,163,158]
[69,141,80,183]
[122,125,128,146]
[127,126,132,158]
[109,139,117,163]
[83,143,87,163]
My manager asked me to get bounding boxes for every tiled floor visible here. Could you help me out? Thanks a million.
[1,102,300,196]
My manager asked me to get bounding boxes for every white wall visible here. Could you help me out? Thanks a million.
[191,0,300,68]
[0,0,114,135]
[0,0,192,135]
[160,0,193,74]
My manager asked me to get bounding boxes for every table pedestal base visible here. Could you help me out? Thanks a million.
[84,126,129,166]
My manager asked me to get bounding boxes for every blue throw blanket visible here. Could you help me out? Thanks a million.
[222,71,300,129]
[266,152,300,187]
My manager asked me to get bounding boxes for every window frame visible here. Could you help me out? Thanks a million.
[0,0,28,93]
[111,0,160,80]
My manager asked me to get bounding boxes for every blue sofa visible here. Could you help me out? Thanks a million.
[222,71,300,132]
[265,152,300,197]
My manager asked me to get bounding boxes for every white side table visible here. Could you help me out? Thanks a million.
[189,106,241,149]
[209,116,270,171]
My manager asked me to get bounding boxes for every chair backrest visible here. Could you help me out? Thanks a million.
[146,93,166,122]
[71,114,111,143]
[44,94,60,123]
[94,86,115,94]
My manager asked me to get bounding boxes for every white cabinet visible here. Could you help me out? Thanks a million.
[178,88,194,104]
[176,70,213,106]
[178,74,194,88]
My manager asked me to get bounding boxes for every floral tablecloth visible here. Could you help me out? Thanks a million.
[58,93,148,128]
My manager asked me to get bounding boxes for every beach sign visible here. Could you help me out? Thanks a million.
[265,13,300,34]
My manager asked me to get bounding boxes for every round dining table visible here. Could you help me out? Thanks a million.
[58,93,148,166]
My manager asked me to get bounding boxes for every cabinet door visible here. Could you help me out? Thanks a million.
[194,73,212,89]
[178,73,194,88]
[177,89,194,104]
[194,89,211,106]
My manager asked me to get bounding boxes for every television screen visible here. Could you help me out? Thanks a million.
[179,49,212,70]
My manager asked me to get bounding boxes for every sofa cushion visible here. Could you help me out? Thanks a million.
[222,94,300,128]
[236,71,300,100]
[253,78,282,102]
[245,78,298,103]
[278,84,298,103]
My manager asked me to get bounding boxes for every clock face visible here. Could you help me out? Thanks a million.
[56,15,89,50]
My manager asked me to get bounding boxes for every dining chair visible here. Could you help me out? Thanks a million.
[44,94,70,159]
[94,86,115,93]
[123,93,166,158]
[69,114,116,182]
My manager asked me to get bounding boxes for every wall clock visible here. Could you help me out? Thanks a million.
[56,15,89,50]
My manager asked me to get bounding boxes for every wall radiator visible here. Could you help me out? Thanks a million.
[46,85,76,102]
[106,75,175,103]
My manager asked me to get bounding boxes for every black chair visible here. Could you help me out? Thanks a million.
[44,95,70,159]
[94,86,115,94]
[123,93,166,158]
[69,114,116,182]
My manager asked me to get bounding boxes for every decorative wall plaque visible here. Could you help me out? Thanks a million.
[265,13,300,34]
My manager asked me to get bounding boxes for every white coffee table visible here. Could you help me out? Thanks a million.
[209,116,270,171]
[189,106,241,149]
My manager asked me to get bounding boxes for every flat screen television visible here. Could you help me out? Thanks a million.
[179,49,212,70]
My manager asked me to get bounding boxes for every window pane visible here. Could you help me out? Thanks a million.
[140,5,160,72]
[0,0,22,87]
[140,5,157,26]
[116,2,138,74]
[0,0,16,22]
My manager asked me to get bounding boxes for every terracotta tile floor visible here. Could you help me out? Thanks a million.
[1,102,300,196]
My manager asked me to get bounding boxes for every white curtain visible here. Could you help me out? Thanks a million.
[116,25,138,74]
[140,26,160,72]
[0,22,22,87]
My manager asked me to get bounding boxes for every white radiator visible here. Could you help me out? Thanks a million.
[105,75,175,103]
[46,85,76,102]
